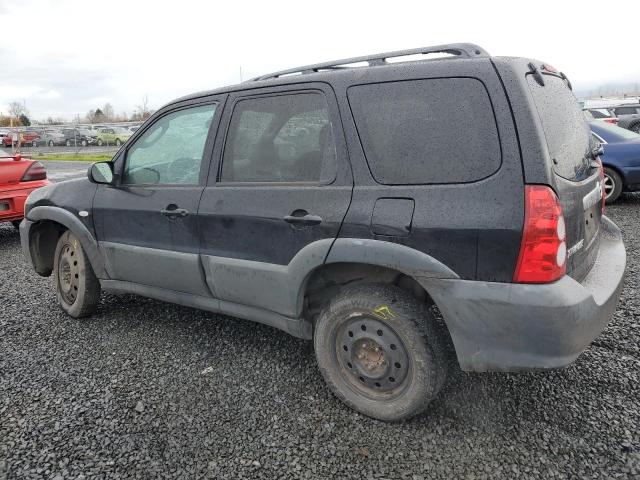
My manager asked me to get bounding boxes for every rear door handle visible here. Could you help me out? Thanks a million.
[161,205,189,217]
[283,212,322,226]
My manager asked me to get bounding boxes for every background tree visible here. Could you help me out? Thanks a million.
[18,114,30,126]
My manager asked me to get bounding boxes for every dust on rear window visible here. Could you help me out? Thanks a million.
[527,74,591,181]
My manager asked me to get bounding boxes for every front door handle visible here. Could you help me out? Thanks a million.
[283,210,322,226]
[161,204,189,218]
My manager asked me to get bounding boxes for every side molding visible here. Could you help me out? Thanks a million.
[325,238,459,280]
[204,237,459,319]
[27,206,107,278]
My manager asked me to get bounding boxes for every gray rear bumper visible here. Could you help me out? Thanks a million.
[422,216,626,372]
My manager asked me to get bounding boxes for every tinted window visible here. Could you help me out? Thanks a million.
[527,74,590,181]
[347,78,501,184]
[221,92,336,183]
[615,107,639,115]
[588,110,608,119]
[123,104,216,185]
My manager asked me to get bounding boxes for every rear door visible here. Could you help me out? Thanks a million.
[198,83,352,317]
[526,73,603,279]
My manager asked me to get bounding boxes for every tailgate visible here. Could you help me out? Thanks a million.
[555,171,603,280]
[526,69,603,280]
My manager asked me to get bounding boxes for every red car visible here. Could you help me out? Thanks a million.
[2,131,41,148]
[0,154,50,228]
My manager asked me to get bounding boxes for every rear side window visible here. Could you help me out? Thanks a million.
[347,78,501,185]
[527,75,590,181]
[221,92,336,183]
[614,107,637,115]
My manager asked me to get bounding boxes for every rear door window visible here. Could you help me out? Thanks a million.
[347,78,501,185]
[527,74,590,181]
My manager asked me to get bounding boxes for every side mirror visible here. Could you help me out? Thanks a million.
[88,161,114,184]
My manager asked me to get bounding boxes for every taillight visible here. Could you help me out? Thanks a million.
[603,118,618,124]
[20,161,47,181]
[513,185,566,284]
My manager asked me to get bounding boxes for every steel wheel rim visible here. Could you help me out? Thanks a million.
[604,174,615,199]
[58,242,80,305]
[336,313,410,398]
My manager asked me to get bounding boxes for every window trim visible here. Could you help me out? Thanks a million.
[119,100,219,188]
[346,76,503,186]
[216,89,338,187]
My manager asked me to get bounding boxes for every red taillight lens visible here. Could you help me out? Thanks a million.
[20,161,47,181]
[513,185,566,284]
[604,118,618,124]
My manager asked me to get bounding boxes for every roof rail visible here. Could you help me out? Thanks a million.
[249,43,489,82]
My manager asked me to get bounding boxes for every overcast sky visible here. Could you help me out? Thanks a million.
[1,0,638,121]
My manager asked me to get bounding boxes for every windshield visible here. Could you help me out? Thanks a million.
[113,127,129,133]
[593,121,640,142]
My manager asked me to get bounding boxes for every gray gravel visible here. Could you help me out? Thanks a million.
[1,195,639,479]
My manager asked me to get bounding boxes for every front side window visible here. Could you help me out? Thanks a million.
[221,92,336,183]
[123,104,216,185]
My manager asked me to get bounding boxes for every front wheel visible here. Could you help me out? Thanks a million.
[115,139,122,146]
[53,230,101,317]
[604,167,623,203]
[314,283,447,422]
[97,139,103,146]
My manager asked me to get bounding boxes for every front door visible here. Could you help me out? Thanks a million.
[93,99,223,296]
[198,84,352,317]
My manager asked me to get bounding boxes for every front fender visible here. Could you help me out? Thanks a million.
[26,206,106,278]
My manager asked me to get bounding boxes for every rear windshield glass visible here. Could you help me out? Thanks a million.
[348,78,501,185]
[527,74,590,181]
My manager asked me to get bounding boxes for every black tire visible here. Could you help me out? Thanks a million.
[53,230,101,318]
[604,167,623,203]
[314,283,447,422]
[97,139,103,146]
[11,220,21,229]
[115,138,122,146]
[48,140,54,147]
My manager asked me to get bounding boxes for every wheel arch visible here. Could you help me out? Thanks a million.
[27,206,106,278]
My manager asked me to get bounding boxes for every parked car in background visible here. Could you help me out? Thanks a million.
[20,43,626,422]
[0,129,9,145]
[1,154,50,228]
[128,125,140,133]
[610,104,640,133]
[584,108,618,125]
[591,121,640,202]
[2,130,41,148]
[61,128,93,147]
[32,129,66,147]
[96,126,132,146]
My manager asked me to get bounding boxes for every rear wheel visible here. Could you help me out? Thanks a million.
[53,230,101,317]
[314,283,447,422]
[97,139,103,146]
[604,167,623,203]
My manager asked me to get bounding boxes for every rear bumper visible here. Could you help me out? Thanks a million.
[0,182,49,222]
[423,216,626,372]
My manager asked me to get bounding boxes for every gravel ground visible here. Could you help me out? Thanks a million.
[1,195,639,480]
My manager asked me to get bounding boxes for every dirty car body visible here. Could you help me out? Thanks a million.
[19,43,626,420]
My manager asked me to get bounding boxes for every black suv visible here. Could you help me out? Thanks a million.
[19,44,626,421]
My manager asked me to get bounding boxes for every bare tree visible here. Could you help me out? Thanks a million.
[8,101,26,119]
[132,95,153,121]
[103,103,115,121]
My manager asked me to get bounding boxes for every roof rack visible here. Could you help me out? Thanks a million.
[249,43,489,82]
